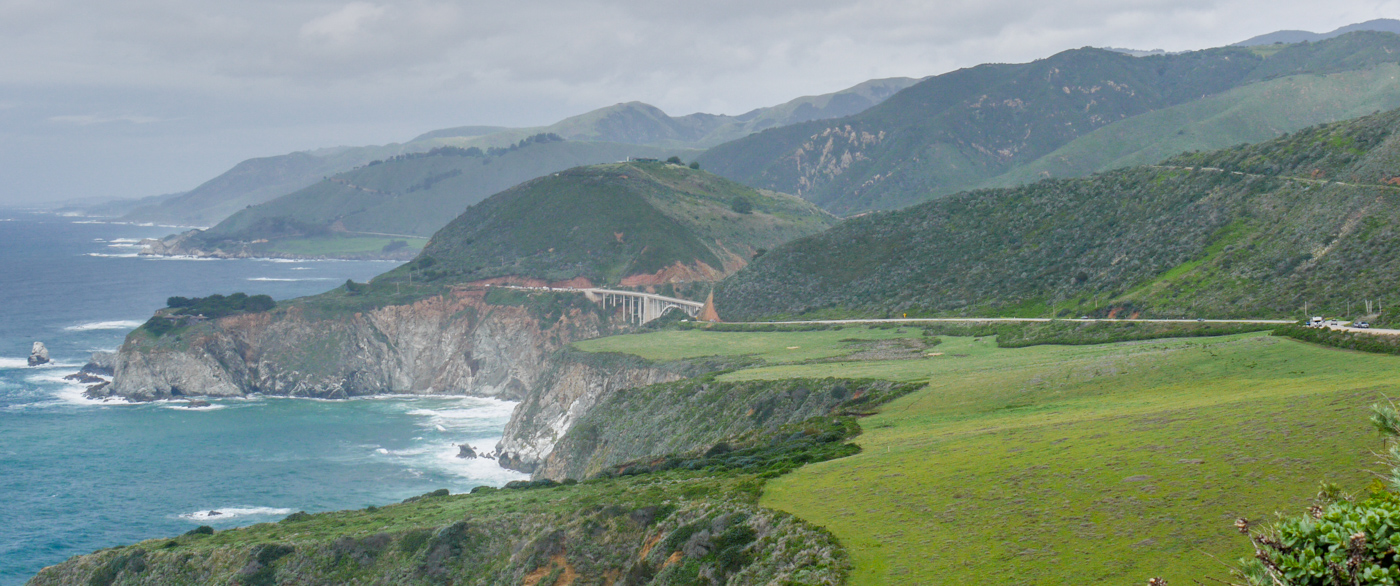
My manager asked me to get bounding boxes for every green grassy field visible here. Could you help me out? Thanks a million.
[575,329,1400,583]
[571,325,927,363]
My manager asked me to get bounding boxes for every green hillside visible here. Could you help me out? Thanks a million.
[713,107,1400,322]
[414,78,921,151]
[401,161,835,285]
[571,325,1400,583]
[985,63,1400,187]
[698,31,1400,214]
[174,139,696,258]
[123,78,913,229]
[116,130,508,227]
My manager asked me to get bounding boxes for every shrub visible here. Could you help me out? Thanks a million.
[184,526,215,536]
[279,511,312,524]
[1232,399,1400,584]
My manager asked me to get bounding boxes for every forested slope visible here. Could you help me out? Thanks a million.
[410,162,835,286]
[713,108,1400,322]
[699,31,1400,214]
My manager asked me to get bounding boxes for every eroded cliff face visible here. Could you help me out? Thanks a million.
[97,289,610,402]
[493,352,740,474]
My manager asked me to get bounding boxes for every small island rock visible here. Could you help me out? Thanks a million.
[457,444,477,459]
[28,342,50,367]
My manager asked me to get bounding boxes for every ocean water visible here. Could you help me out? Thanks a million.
[0,213,527,585]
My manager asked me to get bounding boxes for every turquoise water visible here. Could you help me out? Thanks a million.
[0,213,526,584]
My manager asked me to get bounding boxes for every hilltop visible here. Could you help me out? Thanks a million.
[401,161,835,286]
[117,78,914,228]
[153,137,692,259]
[698,31,1400,214]
[417,78,920,150]
[1232,18,1400,46]
[713,106,1400,322]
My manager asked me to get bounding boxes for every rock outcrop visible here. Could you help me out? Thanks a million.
[96,288,615,402]
[100,286,752,477]
[28,342,49,366]
[80,351,116,376]
[140,230,418,261]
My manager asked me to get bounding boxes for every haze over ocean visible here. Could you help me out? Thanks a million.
[0,212,526,585]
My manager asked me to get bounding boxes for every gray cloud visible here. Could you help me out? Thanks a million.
[2,0,1399,204]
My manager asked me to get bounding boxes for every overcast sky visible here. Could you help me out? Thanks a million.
[2,0,1398,205]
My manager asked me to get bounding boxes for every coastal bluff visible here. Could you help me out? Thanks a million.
[96,286,701,474]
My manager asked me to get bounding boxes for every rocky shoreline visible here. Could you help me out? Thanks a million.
[139,230,420,261]
[91,288,686,475]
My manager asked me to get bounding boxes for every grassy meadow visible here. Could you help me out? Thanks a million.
[574,328,1400,583]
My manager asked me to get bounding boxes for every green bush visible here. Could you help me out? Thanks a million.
[1234,400,1400,584]
[1273,325,1400,356]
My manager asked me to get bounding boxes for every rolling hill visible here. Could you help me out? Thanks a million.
[983,62,1400,188]
[712,106,1400,322]
[119,78,915,228]
[158,136,695,259]
[402,161,836,285]
[1233,18,1400,46]
[698,31,1400,215]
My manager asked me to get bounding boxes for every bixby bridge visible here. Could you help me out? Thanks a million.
[490,285,705,325]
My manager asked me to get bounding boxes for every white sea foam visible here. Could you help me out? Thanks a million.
[291,267,313,270]
[246,277,334,282]
[22,372,125,406]
[179,507,294,522]
[64,320,143,331]
[141,255,221,261]
[160,401,227,411]
[84,252,139,258]
[0,357,32,369]
[404,398,519,430]
[108,238,143,243]
[375,397,527,483]
[369,436,527,484]
[70,219,200,228]
[0,357,81,370]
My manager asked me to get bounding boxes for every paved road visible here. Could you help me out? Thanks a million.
[725,317,1296,325]
[486,284,1400,334]
[1327,325,1400,336]
[1150,165,1400,192]
[489,284,704,309]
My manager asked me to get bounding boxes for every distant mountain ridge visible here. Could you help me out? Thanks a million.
[712,106,1400,323]
[698,30,1400,214]
[117,78,917,228]
[406,161,836,286]
[150,137,693,259]
[413,77,921,149]
[1233,18,1400,46]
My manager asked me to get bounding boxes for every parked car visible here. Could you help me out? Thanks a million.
[1357,322,1371,329]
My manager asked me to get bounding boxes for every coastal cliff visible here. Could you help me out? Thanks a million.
[95,287,617,402]
[495,351,755,474]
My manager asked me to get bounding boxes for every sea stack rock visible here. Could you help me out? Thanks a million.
[457,444,478,459]
[28,342,50,367]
